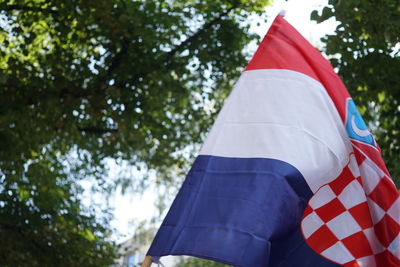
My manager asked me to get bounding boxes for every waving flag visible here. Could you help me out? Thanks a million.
[146,14,400,267]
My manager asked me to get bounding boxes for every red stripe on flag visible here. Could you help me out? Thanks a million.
[246,15,350,121]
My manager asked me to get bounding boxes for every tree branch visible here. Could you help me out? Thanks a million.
[98,39,131,84]
[162,5,237,67]
[107,4,239,87]
[4,4,239,105]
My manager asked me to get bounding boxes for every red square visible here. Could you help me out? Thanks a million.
[354,150,365,165]
[343,260,359,267]
[375,250,400,267]
[303,205,313,218]
[329,167,355,195]
[342,232,373,258]
[348,202,373,229]
[315,198,346,223]
[306,225,339,253]
[374,214,400,247]
[368,177,398,211]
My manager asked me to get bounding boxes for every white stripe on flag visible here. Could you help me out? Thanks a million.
[199,69,353,192]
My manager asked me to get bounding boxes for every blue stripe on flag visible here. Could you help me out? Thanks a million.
[148,155,339,266]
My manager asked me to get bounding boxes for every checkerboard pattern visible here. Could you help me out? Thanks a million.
[301,152,400,266]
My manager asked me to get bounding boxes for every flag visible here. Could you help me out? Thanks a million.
[147,14,400,267]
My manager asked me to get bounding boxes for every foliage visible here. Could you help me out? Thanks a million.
[176,256,230,267]
[0,0,271,265]
[311,0,400,183]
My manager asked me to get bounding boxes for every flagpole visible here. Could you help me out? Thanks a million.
[141,256,153,267]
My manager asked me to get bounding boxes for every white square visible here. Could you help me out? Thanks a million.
[321,241,355,264]
[309,185,336,209]
[367,198,385,224]
[356,255,376,267]
[359,160,383,194]
[387,197,400,223]
[326,211,362,240]
[301,212,324,238]
[363,227,385,254]
[388,234,400,259]
[338,180,367,209]
[348,154,360,178]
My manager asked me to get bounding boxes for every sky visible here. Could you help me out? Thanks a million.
[105,0,339,243]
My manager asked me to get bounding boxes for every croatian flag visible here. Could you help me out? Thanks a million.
[147,14,400,266]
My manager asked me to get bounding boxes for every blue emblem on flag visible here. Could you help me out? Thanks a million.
[345,98,376,147]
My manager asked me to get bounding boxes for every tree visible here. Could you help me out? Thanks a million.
[176,257,229,267]
[0,0,271,265]
[311,0,400,184]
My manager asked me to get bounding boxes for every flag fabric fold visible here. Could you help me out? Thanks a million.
[147,14,400,267]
